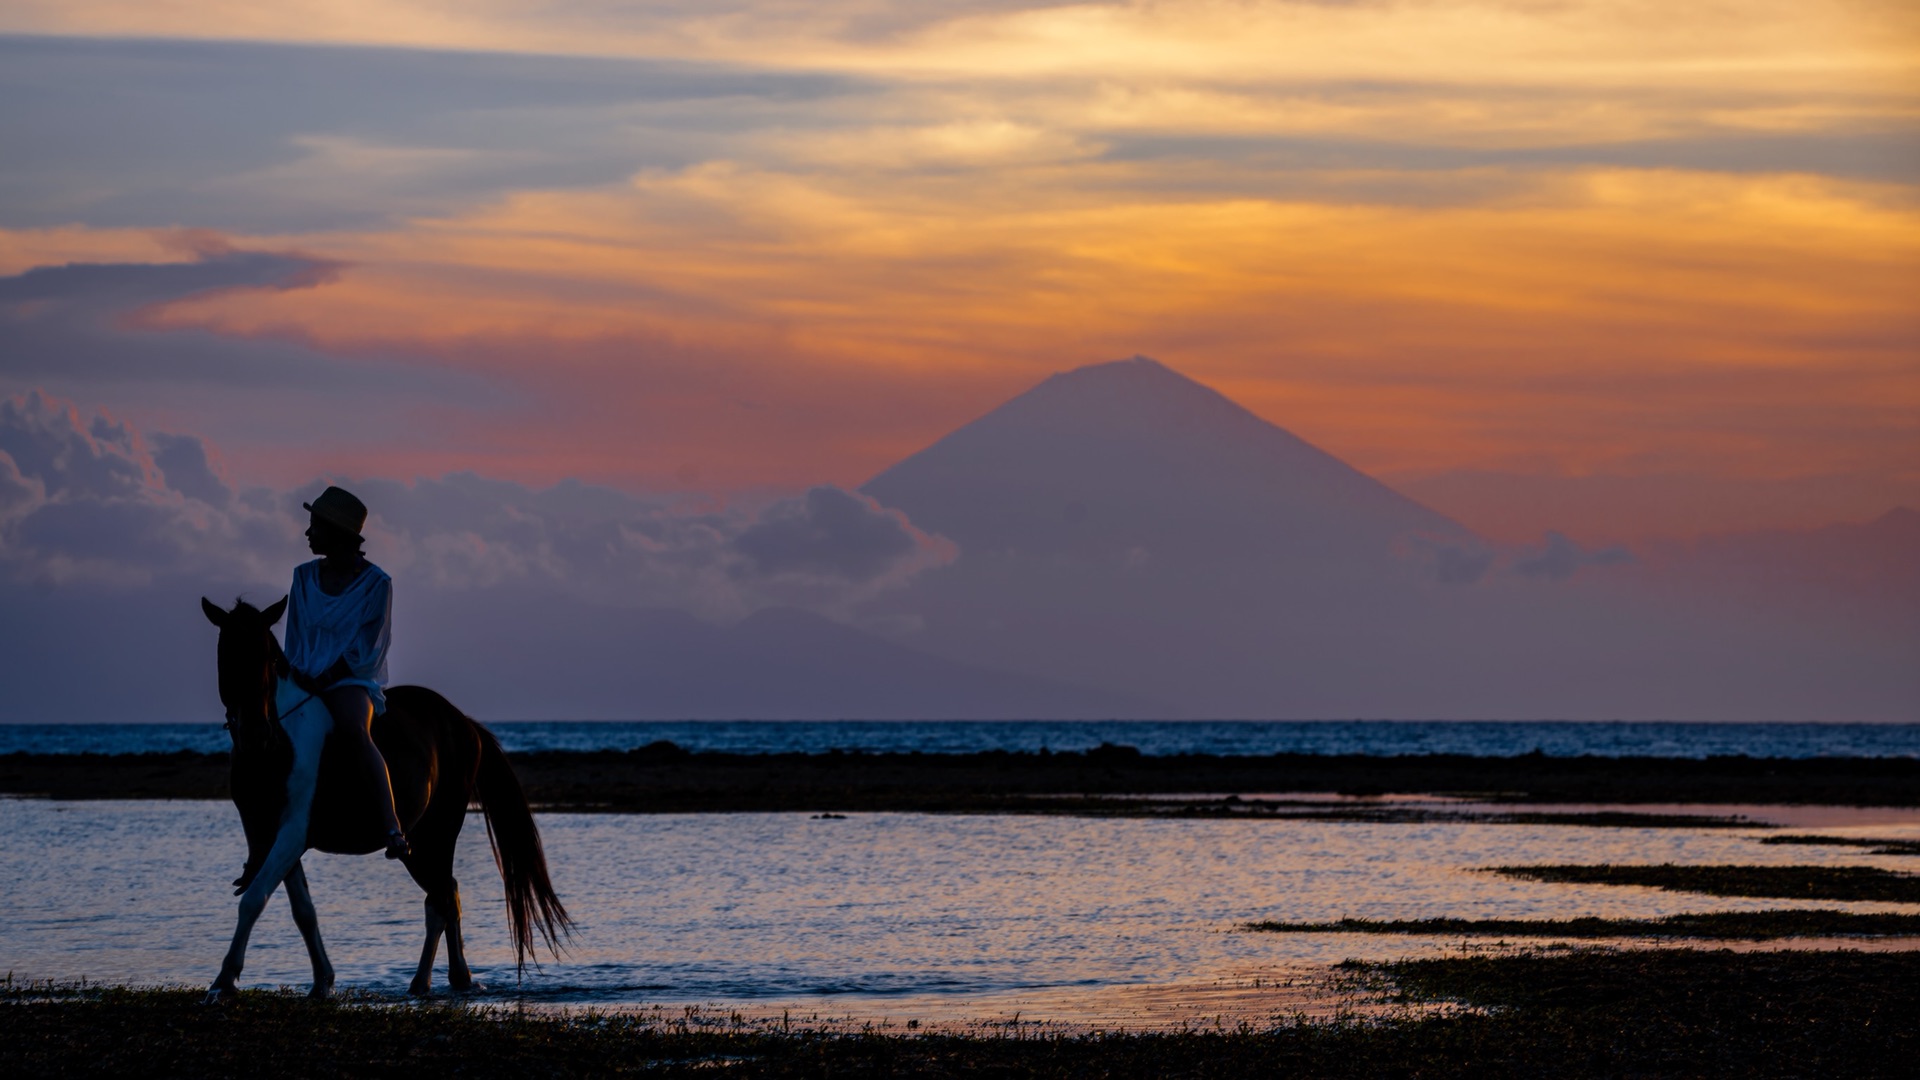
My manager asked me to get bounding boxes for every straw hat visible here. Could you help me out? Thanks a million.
[303,485,368,541]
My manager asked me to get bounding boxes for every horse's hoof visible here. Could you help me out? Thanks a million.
[204,985,237,1006]
[308,985,333,1001]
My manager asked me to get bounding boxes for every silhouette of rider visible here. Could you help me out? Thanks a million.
[287,486,410,861]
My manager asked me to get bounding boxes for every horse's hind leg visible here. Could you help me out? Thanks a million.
[404,837,473,995]
[409,878,473,994]
[440,878,475,992]
[283,860,335,1000]
[410,890,446,997]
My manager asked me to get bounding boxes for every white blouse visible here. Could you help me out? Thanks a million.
[283,558,393,714]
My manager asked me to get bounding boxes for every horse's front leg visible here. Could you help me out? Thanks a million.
[283,860,335,1000]
[208,774,318,1002]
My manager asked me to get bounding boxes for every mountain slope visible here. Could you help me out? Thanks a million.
[853,358,1915,720]
[865,356,1475,564]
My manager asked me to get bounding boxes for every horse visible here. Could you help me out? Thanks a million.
[200,596,572,1001]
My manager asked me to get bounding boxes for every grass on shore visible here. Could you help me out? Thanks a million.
[1246,909,1920,939]
[4,950,1914,1078]
[1489,863,1920,902]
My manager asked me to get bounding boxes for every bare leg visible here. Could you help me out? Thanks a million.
[283,860,335,1000]
[325,687,404,839]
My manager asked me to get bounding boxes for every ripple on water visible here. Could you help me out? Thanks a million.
[1,798,1916,1026]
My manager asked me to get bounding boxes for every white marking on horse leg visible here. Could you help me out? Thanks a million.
[209,815,308,998]
[283,860,334,999]
[442,881,475,992]
[410,900,445,997]
[209,685,329,1002]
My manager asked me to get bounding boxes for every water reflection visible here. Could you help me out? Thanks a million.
[1,799,1915,1025]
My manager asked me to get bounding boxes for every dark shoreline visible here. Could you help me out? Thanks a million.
[1249,910,1920,939]
[5,950,1914,1077]
[4,746,1919,811]
[1489,863,1920,902]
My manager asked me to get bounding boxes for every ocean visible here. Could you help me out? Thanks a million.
[2,719,1915,758]
[6,797,1917,1018]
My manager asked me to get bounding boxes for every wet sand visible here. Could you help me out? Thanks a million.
[4,746,1918,810]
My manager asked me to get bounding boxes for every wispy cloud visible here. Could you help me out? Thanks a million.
[0,2,1913,537]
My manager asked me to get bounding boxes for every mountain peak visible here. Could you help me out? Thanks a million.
[1051,354,1177,381]
[991,355,1269,438]
[864,357,1473,560]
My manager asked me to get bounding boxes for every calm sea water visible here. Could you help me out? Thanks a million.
[3,720,1917,758]
[3,798,1917,1026]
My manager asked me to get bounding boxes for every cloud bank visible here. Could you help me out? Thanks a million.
[0,389,955,617]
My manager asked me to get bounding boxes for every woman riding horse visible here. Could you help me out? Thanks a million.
[288,485,409,861]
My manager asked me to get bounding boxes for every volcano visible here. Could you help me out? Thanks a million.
[855,357,1500,717]
[864,356,1476,566]
[850,358,1912,720]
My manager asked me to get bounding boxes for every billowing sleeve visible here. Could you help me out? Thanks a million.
[341,573,392,685]
[283,564,320,679]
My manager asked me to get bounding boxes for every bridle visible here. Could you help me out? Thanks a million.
[223,627,310,752]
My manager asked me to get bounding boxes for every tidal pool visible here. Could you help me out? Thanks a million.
[3,799,1915,1027]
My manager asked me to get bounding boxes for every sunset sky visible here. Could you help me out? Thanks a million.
[2,1,1916,543]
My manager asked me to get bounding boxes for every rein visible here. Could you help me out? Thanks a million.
[265,647,323,742]
[225,638,317,750]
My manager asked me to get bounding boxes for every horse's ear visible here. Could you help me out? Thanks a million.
[201,597,227,627]
[263,596,288,627]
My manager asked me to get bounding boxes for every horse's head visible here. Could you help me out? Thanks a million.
[201,596,288,752]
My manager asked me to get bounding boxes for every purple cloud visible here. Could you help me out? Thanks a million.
[0,389,953,612]
[735,485,955,582]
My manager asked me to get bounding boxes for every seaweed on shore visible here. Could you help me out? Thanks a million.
[1760,834,1920,856]
[1358,946,1918,1021]
[1246,909,1920,939]
[1489,863,1920,902]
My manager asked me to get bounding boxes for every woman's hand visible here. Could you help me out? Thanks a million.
[291,658,353,695]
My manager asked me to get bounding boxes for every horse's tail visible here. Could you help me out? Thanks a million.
[472,722,574,972]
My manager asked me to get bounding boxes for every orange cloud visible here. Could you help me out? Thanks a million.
[84,159,1904,531]
[5,2,1914,538]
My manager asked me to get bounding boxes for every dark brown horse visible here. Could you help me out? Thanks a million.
[201,596,571,1000]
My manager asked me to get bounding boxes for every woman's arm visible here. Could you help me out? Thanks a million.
[339,573,393,683]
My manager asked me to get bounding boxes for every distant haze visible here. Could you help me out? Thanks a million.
[0,360,1911,722]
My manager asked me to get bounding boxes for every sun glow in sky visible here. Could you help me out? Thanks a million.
[2,1,1916,541]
